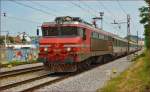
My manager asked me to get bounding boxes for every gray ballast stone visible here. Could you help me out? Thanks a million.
[36,51,142,92]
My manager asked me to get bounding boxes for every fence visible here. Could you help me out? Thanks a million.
[0,47,38,62]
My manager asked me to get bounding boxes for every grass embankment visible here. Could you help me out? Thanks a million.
[0,60,38,68]
[98,51,150,92]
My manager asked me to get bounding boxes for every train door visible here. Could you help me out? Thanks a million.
[79,28,89,52]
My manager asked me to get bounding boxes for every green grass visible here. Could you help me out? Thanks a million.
[140,51,150,92]
[97,51,150,92]
[0,60,39,68]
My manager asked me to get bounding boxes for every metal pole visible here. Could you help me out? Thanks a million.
[100,12,104,30]
[127,14,130,54]
[1,13,7,36]
[0,1,1,36]
[137,30,138,49]
[101,18,103,30]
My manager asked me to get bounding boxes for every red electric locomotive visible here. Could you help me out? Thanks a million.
[38,16,139,72]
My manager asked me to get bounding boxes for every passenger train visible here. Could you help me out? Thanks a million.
[38,16,141,72]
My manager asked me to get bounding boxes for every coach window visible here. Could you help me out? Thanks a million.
[116,39,118,46]
[104,35,108,40]
[98,34,101,39]
[93,32,96,38]
[99,34,104,39]
[92,32,95,38]
[122,42,124,47]
[96,32,99,39]
[119,40,121,47]
[119,40,121,46]
[108,36,112,41]
[92,32,98,39]
[115,39,116,46]
[120,41,121,47]
[121,41,123,47]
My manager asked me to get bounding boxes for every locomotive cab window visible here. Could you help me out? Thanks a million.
[78,28,84,37]
[61,27,78,36]
[77,28,86,40]
[74,27,86,40]
[42,26,79,37]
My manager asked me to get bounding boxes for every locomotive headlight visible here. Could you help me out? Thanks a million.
[66,47,71,52]
[44,47,48,51]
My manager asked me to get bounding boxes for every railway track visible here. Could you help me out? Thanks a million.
[0,62,98,92]
[0,62,107,92]
[0,66,44,78]
[0,72,69,92]
[0,51,139,92]
[0,73,48,91]
[0,65,67,92]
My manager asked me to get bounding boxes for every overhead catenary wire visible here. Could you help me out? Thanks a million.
[70,1,96,17]
[80,1,121,34]
[116,0,128,15]
[10,0,57,17]
[1,13,41,24]
[78,0,122,33]
[29,1,66,16]
[70,1,120,35]
[116,0,138,36]
[1,13,39,36]
[97,1,117,20]
[103,20,120,34]
[78,0,98,17]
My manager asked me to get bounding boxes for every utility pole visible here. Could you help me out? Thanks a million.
[1,13,6,36]
[111,15,131,56]
[127,14,130,54]
[100,12,104,30]
[0,0,2,37]
[1,31,9,47]
[92,12,104,29]
[111,20,126,35]
[137,30,138,49]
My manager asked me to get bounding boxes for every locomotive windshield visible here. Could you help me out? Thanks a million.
[42,26,78,37]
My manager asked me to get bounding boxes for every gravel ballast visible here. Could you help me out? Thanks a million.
[35,52,142,92]
[0,70,47,87]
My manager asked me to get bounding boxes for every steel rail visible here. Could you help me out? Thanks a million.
[0,66,44,78]
[0,73,48,91]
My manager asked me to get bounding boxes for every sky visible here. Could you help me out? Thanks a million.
[0,0,147,38]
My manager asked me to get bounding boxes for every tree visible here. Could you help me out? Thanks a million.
[139,0,150,50]
[8,37,15,43]
[0,36,4,45]
[22,32,27,44]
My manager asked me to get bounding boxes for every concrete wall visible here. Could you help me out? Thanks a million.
[0,47,38,62]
